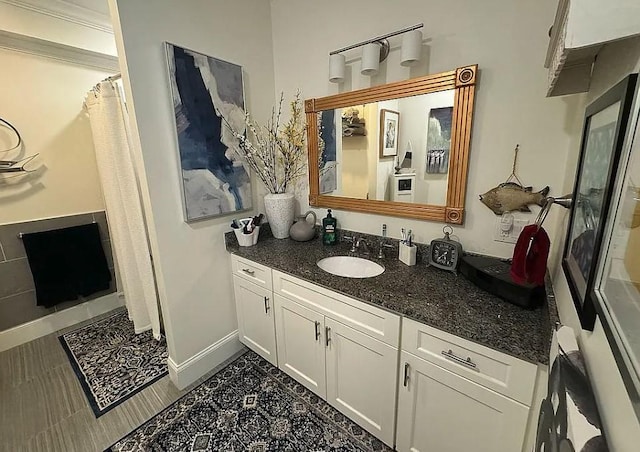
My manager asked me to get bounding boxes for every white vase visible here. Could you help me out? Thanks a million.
[264,193,295,239]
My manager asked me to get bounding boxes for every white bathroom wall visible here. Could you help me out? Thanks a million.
[108,0,275,388]
[0,0,115,224]
[0,0,123,349]
[0,48,110,224]
[270,0,582,257]
[551,36,640,451]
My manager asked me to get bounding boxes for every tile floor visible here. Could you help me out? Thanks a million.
[0,310,239,452]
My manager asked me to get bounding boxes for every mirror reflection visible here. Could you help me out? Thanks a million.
[318,89,454,206]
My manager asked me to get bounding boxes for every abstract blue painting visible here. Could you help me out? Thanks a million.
[165,43,252,222]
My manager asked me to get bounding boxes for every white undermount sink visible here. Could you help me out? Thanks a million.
[317,256,385,278]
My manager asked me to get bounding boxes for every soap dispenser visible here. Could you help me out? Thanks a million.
[322,209,337,245]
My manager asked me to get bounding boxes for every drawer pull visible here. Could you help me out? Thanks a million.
[242,268,255,276]
[325,326,331,347]
[314,321,321,341]
[441,349,479,371]
[403,362,410,387]
[264,296,270,314]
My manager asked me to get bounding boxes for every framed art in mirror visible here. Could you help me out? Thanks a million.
[562,73,638,330]
[305,64,478,224]
[379,109,400,158]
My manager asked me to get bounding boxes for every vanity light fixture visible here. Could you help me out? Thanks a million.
[329,53,346,83]
[401,30,423,67]
[361,42,382,76]
[328,23,424,82]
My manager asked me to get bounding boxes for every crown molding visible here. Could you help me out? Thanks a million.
[0,0,113,34]
[0,29,119,71]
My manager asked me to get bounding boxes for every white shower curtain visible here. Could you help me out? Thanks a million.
[85,81,161,339]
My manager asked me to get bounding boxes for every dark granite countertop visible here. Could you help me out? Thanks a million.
[226,227,557,365]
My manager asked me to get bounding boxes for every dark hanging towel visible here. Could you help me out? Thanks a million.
[22,223,112,308]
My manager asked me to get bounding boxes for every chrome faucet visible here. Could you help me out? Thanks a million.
[356,237,370,255]
[342,235,370,254]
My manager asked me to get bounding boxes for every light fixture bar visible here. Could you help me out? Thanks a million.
[329,23,423,55]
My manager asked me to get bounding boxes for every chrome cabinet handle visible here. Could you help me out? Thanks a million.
[264,296,270,314]
[315,321,321,341]
[441,349,479,371]
[242,268,255,276]
[403,362,410,387]
[325,326,331,347]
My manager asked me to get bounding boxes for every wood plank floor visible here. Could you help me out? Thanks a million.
[0,309,243,452]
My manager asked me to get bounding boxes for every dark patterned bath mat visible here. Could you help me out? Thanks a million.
[59,308,168,417]
[106,351,391,452]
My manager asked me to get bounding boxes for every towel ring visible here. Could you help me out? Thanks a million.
[535,194,574,229]
[535,198,554,229]
[0,117,22,154]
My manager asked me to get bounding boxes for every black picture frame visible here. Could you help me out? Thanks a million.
[589,76,640,422]
[562,74,638,330]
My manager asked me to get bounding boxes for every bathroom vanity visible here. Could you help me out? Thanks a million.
[226,230,557,452]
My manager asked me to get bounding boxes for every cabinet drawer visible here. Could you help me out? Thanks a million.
[273,270,400,347]
[402,318,537,405]
[231,255,272,290]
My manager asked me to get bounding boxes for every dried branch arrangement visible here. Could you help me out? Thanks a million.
[221,92,307,194]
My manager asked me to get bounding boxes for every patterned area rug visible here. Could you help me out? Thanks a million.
[107,351,391,452]
[59,309,168,417]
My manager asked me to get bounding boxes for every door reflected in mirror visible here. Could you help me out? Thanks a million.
[318,89,455,206]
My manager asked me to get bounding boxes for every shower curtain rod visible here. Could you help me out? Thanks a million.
[104,73,121,82]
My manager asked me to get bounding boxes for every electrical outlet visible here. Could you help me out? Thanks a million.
[494,217,530,244]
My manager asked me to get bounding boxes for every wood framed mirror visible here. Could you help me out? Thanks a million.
[305,64,477,224]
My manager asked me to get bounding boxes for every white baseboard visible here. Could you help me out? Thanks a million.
[167,330,245,390]
[0,292,124,352]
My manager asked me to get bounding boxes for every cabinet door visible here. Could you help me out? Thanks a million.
[274,294,326,397]
[233,276,277,366]
[396,351,529,452]
[325,317,398,447]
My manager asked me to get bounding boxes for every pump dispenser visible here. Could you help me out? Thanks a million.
[322,209,337,245]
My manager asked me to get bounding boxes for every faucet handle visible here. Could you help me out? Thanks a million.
[377,242,395,259]
[343,235,357,252]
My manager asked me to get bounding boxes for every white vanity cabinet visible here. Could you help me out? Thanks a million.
[396,351,530,452]
[231,255,278,366]
[273,294,327,395]
[230,254,541,451]
[396,318,538,452]
[273,270,400,447]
